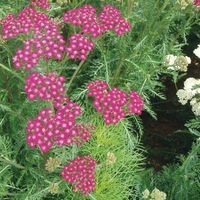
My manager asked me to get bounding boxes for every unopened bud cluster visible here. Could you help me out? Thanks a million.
[45,157,62,172]
[87,80,144,124]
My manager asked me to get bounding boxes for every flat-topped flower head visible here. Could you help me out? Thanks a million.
[60,155,96,195]
[63,5,96,26]
[1,8,51,39]
[13,29,65,70]
[24,72,66,101]
[26,99,94,152]
[26,108,55,152]
[62,4,131,38]
[194,0,200,6]
[114,18,131,36]
[87,80,109,97]
[87,80,144,124]
[66,34,94,60]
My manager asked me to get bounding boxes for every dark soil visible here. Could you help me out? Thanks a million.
[141,40,200,171]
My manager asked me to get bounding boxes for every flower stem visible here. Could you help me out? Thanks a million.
[127,0,132,17]
[0,63,24,82]
[112,58,124,85]
[0,157,24,169]
[88,194,97,200]
[66,60,85,92]
[43,152,48,170]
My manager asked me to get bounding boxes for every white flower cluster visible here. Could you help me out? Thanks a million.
[176,77,200,116]
[176,0,193,9]
[142,188,167,200]
[165,54,191,72]
[193,44,200,58]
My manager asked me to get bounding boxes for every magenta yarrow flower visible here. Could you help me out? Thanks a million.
[66,34,94,60]
[13,29,65,70]
[194,0,200,6]
[114,18,131,36]
[92,87,128,124]
[1,8,51,39]
[60,155,96,195]
[63,4,131,38]
[30,0,50,9]
[99,5,121,32]
[99,5,131,36]
[87,80,144,124]
[24,72,66,101]
[63,5,97,26]
[81,16,103,38]
[53,96,71,109]
[128,91,144,115]
[26,103,94,152]
[87,80,109,97]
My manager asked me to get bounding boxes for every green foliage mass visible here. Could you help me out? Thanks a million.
[137,140,200,200]
[0,0,199,200]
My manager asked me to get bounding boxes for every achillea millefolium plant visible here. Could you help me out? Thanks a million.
[0,0,199,199]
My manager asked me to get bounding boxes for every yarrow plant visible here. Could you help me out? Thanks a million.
[0,0,199,199]
[0,1,138,198]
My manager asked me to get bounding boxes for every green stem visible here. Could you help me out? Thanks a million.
[66,60,85,92]
[88,194,97,200]
[103,54,109,84]
[0,63,24,82]
[170,141,200,199]
[112,58,124,85]
[0,157,24,169]
[43,152,48,170]
[127,0,132,17]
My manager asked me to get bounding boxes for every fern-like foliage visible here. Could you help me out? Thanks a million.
[185,116,200,137]
[137,140,200,200]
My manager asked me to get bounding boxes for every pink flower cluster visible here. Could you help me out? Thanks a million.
[1,8,51,39]
[13,29,65,70]
[1,7,66,69]
[60,155,96,195]
[63,4,131,37]
[66,34,94,60]
[30,0,50,9]
[63,5,97,26]
[26,99,94,152]
[194,0,200,6]
[62,4,131,60]
[24,72,65,100]
[87,80,144,124]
